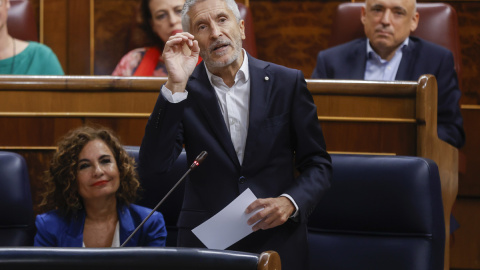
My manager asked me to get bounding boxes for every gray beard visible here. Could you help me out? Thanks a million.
[201,38,243,69]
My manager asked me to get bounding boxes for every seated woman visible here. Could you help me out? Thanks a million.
[0,0,63,75]
[34,126,167,247]
[112,0,184,76]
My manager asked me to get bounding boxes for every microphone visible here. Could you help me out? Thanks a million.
[121,151,208,247]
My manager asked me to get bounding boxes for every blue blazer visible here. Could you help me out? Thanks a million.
[312,36,465,148]
[139,53,332,270]
[34,204,167,247]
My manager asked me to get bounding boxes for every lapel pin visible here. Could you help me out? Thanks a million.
[264,76,269,81]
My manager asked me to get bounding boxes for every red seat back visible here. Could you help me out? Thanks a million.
[8,0,38,42]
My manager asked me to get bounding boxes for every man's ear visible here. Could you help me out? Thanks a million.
[360,6,367,25]
[410,11,419,32]
[239,20,246,40]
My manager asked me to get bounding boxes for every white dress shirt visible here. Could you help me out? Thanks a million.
[365,38,409,81]
[162,50,250,165]
[162,50,299,217]
[205,51,250,165]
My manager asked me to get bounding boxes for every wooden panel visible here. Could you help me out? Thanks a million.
[94,0,140,75]
[0,90,157,113]
[0,76,164,113]
[250,1,337,77]
[309,79,418,156]
[314,95,416,118]
[40,0,90,75]
[84,118,148,146]
[42,0,68,71]
[451,2,480,104]
[0,117,148,147]
[322,122,417,155]
[310,79,417,118]
[0,118,82,146]
[68,0,91,75]
[458,107,480,197]
[450,197,480,269]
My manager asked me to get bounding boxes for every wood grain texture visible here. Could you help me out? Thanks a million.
[458,107,480,197]
[40,0,68,71]
[250,1,338,77]
[451,198,480,269]
[68,0,91,75]
[451,2,480,104]
[94,0,142,75]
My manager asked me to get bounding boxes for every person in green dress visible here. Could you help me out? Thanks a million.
[0,0,64,75]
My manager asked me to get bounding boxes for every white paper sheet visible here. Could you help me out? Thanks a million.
[192,188,262,250]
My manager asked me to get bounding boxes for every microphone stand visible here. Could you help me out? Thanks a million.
[121,151,208,247]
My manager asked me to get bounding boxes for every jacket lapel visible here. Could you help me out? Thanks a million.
[189,64,240,168]
[118,205,136,247]
[348,39,368,79]
[65,212,85,247]
[395,36,418,80]
[242,55,271,168]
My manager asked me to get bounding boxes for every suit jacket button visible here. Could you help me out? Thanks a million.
[238,176,246,184]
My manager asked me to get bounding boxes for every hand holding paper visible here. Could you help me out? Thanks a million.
[245,196,295,231]
[192,188,262,250]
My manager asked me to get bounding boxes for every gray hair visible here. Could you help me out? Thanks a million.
[181,0,242,33]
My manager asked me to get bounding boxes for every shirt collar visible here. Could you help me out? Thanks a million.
[366,37,409,61]
[205,49,249,87]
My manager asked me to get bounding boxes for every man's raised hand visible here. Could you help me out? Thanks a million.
[163,32,200,93]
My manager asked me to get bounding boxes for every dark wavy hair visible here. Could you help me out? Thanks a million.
[38,126,140,216]
[140,0,165,48]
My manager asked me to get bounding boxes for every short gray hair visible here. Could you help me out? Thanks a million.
[181,0,242,33]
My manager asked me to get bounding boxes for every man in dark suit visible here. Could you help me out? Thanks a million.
[312,0,465,148]
[138,0,332,269]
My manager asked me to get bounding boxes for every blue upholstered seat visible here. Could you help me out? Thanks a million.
[0,151,35,246]
[124,146,188,247]
[308,154,445,270]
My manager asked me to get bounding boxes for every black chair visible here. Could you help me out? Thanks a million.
[308,154,445,270]
[124,146,188,247]
[0,151,35,246]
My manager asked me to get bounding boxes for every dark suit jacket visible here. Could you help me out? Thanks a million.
[312,36,465,148]
[34,204,167,247]
[139,53,332,270]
